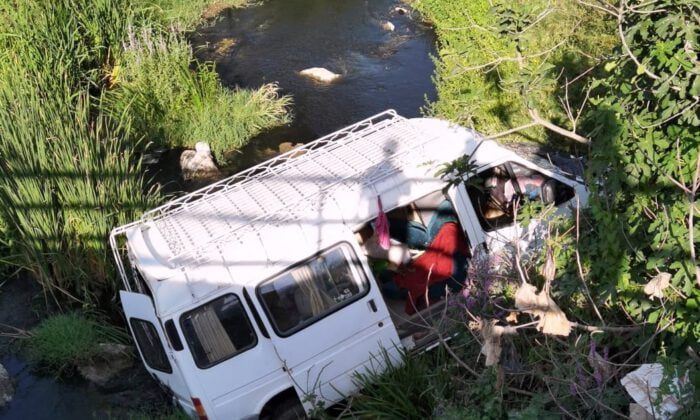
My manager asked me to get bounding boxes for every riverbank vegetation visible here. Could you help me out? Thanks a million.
[27,313,128,375]
[149,0,253,31]
[415,0,617,145]
[342,0,698,417]
[0,0,290,308]
[108,27,290,164]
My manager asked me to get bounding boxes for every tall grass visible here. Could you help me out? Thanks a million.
[0,0,156,305]
[108,27,291,164]
[0,0,134,88]
[0,61,158,305]
[0,0,289,307]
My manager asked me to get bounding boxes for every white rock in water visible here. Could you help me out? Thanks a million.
[299,67,341,83]
[180,142,221,181]
[0,363,15,407]
[382,21,395,32]
[394,7,409,15]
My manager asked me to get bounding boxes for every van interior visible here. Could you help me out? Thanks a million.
[353,189,471,347]
[466,162,576,231]
[352,164,574,347]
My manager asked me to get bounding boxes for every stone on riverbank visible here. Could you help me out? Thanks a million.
[278,141,305,154]
[0,363,15,407]
[77,343,135,388]
[299,67,341,83]
[180,142,222,181]
[381,21,395,32]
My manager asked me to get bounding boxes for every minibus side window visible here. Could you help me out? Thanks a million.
[257,242,369,337]
[130,318,172,373]
[180,294,257,369]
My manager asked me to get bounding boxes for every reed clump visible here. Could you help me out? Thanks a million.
[108,27,291,164]
[28,313,129,375]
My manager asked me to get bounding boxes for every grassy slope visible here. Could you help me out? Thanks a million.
[415,0,616,144]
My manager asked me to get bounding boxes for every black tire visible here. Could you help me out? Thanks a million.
[270,397,307,420]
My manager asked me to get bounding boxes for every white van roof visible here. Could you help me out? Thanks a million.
[111,110,489,315]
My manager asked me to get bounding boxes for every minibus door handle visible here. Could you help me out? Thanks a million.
[368,299,378,313]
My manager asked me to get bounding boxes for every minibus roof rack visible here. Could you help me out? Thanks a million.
[124,109,440,269]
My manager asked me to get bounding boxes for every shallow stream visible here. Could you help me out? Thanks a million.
[190,0,437,169]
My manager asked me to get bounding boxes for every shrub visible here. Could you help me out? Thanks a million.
[28,313,128,375]
[108,28,291,164]
[584,0,700,350]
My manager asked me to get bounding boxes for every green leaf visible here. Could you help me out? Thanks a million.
[648,311,659,323]
[604,61,617,72]
[636,64,647,75]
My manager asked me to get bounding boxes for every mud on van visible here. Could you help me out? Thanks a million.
[109,110,587,419]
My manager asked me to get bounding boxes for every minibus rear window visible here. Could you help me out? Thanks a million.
[180,294,257,369]
[130,318,172,373]
[258,242,368,336]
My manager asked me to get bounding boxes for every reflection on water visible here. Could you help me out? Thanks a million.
[190,0,437,170]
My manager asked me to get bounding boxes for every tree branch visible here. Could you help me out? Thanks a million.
[451,40,566,76]
[528,109,591,144]
[617,1,661,80]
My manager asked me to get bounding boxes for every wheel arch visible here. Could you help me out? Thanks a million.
[257,386,303,419]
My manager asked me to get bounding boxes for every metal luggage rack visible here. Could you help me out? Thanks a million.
[110,109,449,289]
[155,109,439,269]
[116,109,443,275]
[141,109,404,224]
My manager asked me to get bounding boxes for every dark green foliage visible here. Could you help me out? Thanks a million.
[348,348,459,419]
[584,0,700,350]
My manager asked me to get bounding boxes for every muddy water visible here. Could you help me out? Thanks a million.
[191,0,437,170]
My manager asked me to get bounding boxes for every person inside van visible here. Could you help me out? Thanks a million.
[360,199,470,314]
